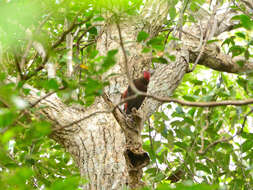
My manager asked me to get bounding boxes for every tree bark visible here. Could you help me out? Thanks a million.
[21,1,170,189]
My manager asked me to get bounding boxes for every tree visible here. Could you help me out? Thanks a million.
[0,0,253,189]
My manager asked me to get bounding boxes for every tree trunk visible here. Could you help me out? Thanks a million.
[24,1,170,189]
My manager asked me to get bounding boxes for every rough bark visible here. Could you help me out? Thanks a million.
[20,1,170,189]
[26,90,127,190]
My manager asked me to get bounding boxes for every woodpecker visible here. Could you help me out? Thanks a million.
[122,71,151,114]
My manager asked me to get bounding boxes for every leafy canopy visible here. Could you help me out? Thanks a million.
[0,0,253,189]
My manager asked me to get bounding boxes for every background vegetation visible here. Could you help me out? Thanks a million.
[0,0,252,189]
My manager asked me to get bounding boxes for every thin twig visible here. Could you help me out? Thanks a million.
[30,86,66,108]
[14,53,24,80]
[55,93,139,130]
[148,119,160,172]
[24,16,92,81]
[53,110,110,131]
[23,54,49,81]
[20,38,33,70]
[140,92,253,107]
[0,86,66,134]
[199,108,210,153]
[55,40,95,52]
[233,0,253,19]
[52,16,92,49]
[0,97,9,108]
[17,14,53,81]
[116,21,140,95]
[20,13,52,72]
[55,91,253,129]
[198,108,253,155]
[76,25,100,55]
[188,2,218,72]
[164,29,173,45]
[194,20,204,52]
[178,29,200,40]
[178,0,190,40]
[241,0,253,10]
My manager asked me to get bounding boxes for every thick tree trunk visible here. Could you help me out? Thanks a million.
[25,1,170,189]
[26,91,127,189]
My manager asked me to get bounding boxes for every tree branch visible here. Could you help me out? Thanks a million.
[23,16,92,81]
[54,91,253,129]
[30,86,66,108]
[20,13,52,74]
[54,93,139,131]
[116,21,140,94]
[52,16,92,49]
[14,53,24,80]
[141,92,253,107]
[22,55,49,81]
[188,2,219,72]
[189,49,253,74]
[198,108,253,155]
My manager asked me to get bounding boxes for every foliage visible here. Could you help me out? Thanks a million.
[0,0,253,189]
[142,66,253,189]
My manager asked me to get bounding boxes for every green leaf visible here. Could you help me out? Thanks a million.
[242,140,253,152]
[196,163,211,174]
[0,72,6,81]
[85,78,103,95]
[43,79,59,91]
[142,47,151,53]
[152,57,168,64]
[170,120,184,127]
[175,106,184,114]
[85,95,95,107]
[217,152,230,170]
[154,172,166,182]
[229,45,245,57]
[191,79,203,85]
[207,39,219,44]
[183,117,195,125]
[2,129,15,143]
[167,55,176,61]
[93,16,104,21]
[0,109,17,128]
[147,37,164,51]
[22,88,31,95]
[50,176,84,190]
[181,126,194,137]
[236,60,245,67]
[235,32,246,39]
[222,36,235,47]
[183,95,196,101]
[137,31,149,42]
[156,183,172,190]
[174,142,188,150]
[239,14,253,30]
[88,26,97,35]
[244,50,250,60]
[99,49,118,73]
[218,143,233,152]
[33,121,51,138]
[241,132,253,139]
[169,7,177,20]
[236,77,247,89]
